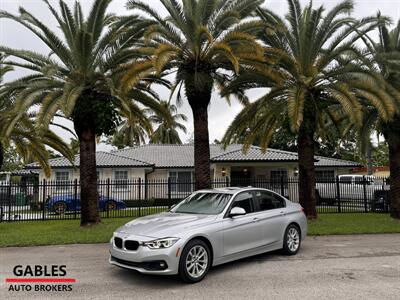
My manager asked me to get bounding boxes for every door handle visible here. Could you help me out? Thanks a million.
[252,217,259,223]
[279,211,286,216]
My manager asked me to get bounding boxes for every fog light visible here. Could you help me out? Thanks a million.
[160,262,166,268]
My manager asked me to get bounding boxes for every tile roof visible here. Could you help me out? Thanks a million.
[26,144,362,170]
[314,156,362,167]
[211,146,299,161]
[113,144,361,168]
[26,151,153,169]
[114,144,243,168]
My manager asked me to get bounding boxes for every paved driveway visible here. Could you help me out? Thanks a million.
[1,234,399,300]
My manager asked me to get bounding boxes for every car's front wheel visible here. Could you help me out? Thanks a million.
[178,239,211,283]
[282,224,301,255]
[53,201,67,215]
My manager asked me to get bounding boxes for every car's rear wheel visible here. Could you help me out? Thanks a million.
[53,201,67,215]
[105,200,117,211]
[179,239,211,283]
[282,224,301,255]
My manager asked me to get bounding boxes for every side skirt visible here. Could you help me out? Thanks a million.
[212,241,283,267]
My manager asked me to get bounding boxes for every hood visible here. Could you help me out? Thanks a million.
[116,212,217,238]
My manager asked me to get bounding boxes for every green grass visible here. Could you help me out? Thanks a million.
[0,218,134,247]
[0,213,399,247]
[307,213,400,235]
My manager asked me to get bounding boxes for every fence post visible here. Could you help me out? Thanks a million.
[168,177,171,208]
[383,177,389,213]
[362,176,368,212]
[138,178,141,217]
[225,176,229,188]
[280,176,285,197]
[144,177,148,200]
[74,179,78,220]
[7,181,12,221]
[335,176,341,213]
[42,179,46,221]
[106,178,110,218]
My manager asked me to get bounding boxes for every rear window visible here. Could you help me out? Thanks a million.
[254,191,285,211]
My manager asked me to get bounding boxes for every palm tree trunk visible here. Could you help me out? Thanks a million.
[0,141,3,171]
[78,126,100,226]
[387,128,400,219]
[185,75,212,190]
[190,103,211,190]
[297,104,317,219]
[366,144,373,175]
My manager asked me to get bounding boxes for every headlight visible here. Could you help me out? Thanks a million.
[143,237,180,249]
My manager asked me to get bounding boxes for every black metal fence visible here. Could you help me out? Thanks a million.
[0,176,391,222]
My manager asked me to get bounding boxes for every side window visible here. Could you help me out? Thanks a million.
[255,191,285,211]
[231,192,254,213]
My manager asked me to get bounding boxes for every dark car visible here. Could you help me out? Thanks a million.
[46,194,126,214]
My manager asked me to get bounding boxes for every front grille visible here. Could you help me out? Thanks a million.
[111,256,168,271]
[124,240,139,251]
[114,237,123,249]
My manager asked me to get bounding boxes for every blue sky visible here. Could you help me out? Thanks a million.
[1,0,399,150]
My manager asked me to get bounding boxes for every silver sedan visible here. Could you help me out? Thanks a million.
[109,187,307,283]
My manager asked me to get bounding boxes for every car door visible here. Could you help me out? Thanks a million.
[222,192,263,256]
[253,190,287,246]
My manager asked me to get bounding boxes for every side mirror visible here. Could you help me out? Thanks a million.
[229,207,246,217]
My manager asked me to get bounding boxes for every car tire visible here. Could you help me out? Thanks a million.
[105,200,117,211]
[53,201,67,215]
[282,224,301,255]
[178,239,211,283]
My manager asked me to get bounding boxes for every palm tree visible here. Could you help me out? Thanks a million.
[0,53,13,168]
[108,106,153,149]
[148,101,187,144]
[223,0,396,218]
[356,17,400,218]
[0,0,163,225]
[122,0,265,189]
[0,54,72,175]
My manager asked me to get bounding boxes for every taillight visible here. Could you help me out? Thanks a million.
[300,207,305,213]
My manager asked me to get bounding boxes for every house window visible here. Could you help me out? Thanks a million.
[270,170,288,185]
[169,171,193,194]
[114,170,128,189]
[316,170,335,182]
[55,171,70,190]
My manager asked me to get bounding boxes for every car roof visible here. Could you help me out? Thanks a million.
[195,187,266,195]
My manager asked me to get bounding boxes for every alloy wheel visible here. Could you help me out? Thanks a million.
[54,202,66,215]
[286,227,300,252]
[185,245,208,279]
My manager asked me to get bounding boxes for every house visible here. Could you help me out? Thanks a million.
[27,144,361,182]
[26,144,361,200]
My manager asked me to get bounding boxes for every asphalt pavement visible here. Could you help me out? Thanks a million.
[1,234,399,300]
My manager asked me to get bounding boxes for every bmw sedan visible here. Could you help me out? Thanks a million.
[109,187,307,283]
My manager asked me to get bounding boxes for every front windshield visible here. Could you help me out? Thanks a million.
[172,192,232,215]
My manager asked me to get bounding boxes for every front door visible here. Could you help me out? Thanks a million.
[231,168,252,187]
[222,192,263,256]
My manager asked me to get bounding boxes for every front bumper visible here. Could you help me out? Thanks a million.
[109,235,183,275]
